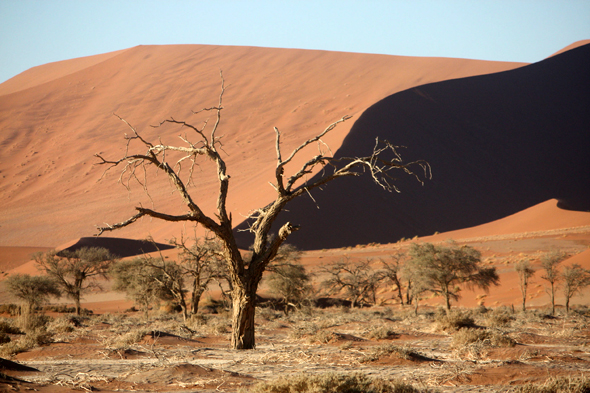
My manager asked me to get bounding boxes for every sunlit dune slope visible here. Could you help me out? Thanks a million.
[238,43,590,250]
[0,44,525,247]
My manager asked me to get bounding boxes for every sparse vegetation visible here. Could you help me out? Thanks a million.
[515,376,590,393]
[321,257,384,308]
[435,309,476,331]
[561,264,590,313]
[360,343,427,363]
[5,274,61,315]
[266,245,312,316]
[515,259,535,312]
[245,371,422,393]
[34,247,118,315]
[540,250,567,315]
[404,242,499,310]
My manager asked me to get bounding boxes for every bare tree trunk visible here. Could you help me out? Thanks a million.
[231,283,257,349]
[396,284,404,306]
[405,280,412,305]
[191,279,205,315]
[74,294,81,315]
[549,282,555,315]
[443,286,451,311]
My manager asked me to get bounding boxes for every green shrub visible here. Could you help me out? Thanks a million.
[244,371,421,393]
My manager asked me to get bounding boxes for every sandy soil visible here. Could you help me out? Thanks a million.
[1,199,589,392]
[1,303,589,392]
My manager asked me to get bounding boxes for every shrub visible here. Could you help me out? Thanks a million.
[47,315,80,333]
[485,307,514,327]
[0,330,53,357]
[0,304,19,315]
[109,328,150,349]
[244,371,421,393]
[0,319,21,334]
[361,343,427,363]
[0,333,10,344]
[515,376,590,393]
[452,328,516,348]
[366,325,399,340]
[435,309,476,331]
[16,313,51,333]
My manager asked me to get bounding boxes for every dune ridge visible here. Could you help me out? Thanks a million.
[0,44,526,247]
[237,43,590,249]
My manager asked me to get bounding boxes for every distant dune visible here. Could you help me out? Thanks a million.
[56,237,175,258]
[236,43,590,249]
[0,44,526,248]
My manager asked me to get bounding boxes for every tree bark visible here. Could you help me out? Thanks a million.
[191,284,205,316]
[230,282,258,349]
[74,296,81,316]
[549,283,555,315]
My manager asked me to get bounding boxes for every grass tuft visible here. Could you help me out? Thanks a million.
[244,371,423,393]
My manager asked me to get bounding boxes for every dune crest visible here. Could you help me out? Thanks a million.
[235,43,590,249]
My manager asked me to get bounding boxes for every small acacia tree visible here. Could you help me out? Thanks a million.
[170,236,224,316]
[110,258,171,319]
[95,74,429,349]
[401,263,429,315]
[540,250,567,315]
[561,264,590,313]
[321,258,384,308]
[35,247,117,315]
[380,254,406,306]
[5,274,61,315]
[405,242,499,311]
[515,259,535,312]
[267,263,311,316]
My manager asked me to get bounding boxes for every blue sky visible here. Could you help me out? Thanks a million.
[0,0,589,84]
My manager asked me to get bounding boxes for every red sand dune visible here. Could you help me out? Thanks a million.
[0,45,526,248]
[56,237,174,258]
[248,43,590,249]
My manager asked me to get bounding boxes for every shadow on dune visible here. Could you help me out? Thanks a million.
[57,237,175,258]
[234,44,590,250]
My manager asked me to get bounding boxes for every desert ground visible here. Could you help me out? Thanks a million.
[0,199,589,392]
[1,41,590,391]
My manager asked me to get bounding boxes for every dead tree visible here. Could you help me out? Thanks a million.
[95,73,429,349]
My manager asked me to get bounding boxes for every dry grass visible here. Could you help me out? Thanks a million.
[360,343,428,363]
[365,324,399,340]
[435,309,476,331]
[244,371,424,393]
[0,329,53,357]
[515,376,590,393]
